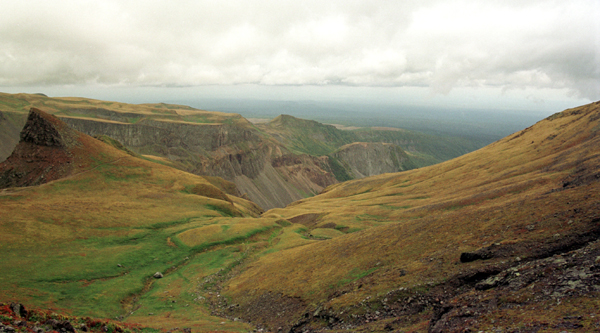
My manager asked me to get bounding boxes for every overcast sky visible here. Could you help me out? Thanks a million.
[1,0,598,113]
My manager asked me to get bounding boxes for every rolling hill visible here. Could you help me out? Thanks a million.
[0,92,484,209]
[1,100,599,332]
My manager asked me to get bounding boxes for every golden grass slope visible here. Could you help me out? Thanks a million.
[222,101,600,329]
[3,101,600,332]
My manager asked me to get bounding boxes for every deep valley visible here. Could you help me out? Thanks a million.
[1,92,599,332]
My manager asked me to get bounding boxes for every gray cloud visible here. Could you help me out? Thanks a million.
[0,0,598,100]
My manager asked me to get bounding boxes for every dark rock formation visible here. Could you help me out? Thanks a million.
[45,319,76,333]
[20,109,66,147]
[459,250,494,263]
[9,303,27,318]
[0,108,76,189]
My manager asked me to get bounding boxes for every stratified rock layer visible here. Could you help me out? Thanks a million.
[331,142,415,179]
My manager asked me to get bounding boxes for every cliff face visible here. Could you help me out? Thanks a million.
[0,95,420,210]
[60,112,338,210]
[61,117,260,154]
[234,152,338,209]
[331,142,416,179]
[61,112,419,209]
[0,109,76,188]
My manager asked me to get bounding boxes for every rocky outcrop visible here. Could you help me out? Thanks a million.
[234,152,338,209]
[331,142,416,179]
[0,108,76,189]
[21,108,69,147]
[60,114,340,209]
[0,105,416,209]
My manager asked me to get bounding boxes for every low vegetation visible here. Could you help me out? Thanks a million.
[1,99,600,332]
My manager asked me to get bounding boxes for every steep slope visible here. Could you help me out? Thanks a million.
[3,101,600,333]
[331,142,416,179]
[218,101,600,332]
[0,93,427,209]
[0,93,342,209]
[0,108,269,332]
[0,108,80,188]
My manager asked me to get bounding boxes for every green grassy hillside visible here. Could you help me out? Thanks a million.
[0,109,266,331]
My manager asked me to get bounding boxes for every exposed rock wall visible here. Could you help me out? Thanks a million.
[59,116,337,209]
[331,142,416,179]
[0,97,419,210]
[56,113,417,209]
[0,109,75,188]
[61,117,259,153]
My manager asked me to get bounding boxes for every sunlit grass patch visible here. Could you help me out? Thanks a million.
[101,165,151,182]
[124,247,254,332]
[180,183,232,203]
[310,228,345,239]
[176,218,279,248]
[259,224,315,255]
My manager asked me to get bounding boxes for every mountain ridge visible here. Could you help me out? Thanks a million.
[0,93,431,209]
[2,94,598,332]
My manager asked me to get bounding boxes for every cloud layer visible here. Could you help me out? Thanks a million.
[1,0,599,100]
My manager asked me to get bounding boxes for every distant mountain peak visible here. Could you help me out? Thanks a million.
[269,114,324,128]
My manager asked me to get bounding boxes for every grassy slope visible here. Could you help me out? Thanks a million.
[352,127,482,167]
[221,101,600,330]
[260,115,357,156]
[0,122,271,332]
[3,95,599,331]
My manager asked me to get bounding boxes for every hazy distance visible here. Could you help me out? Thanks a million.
[1,0,598,134]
